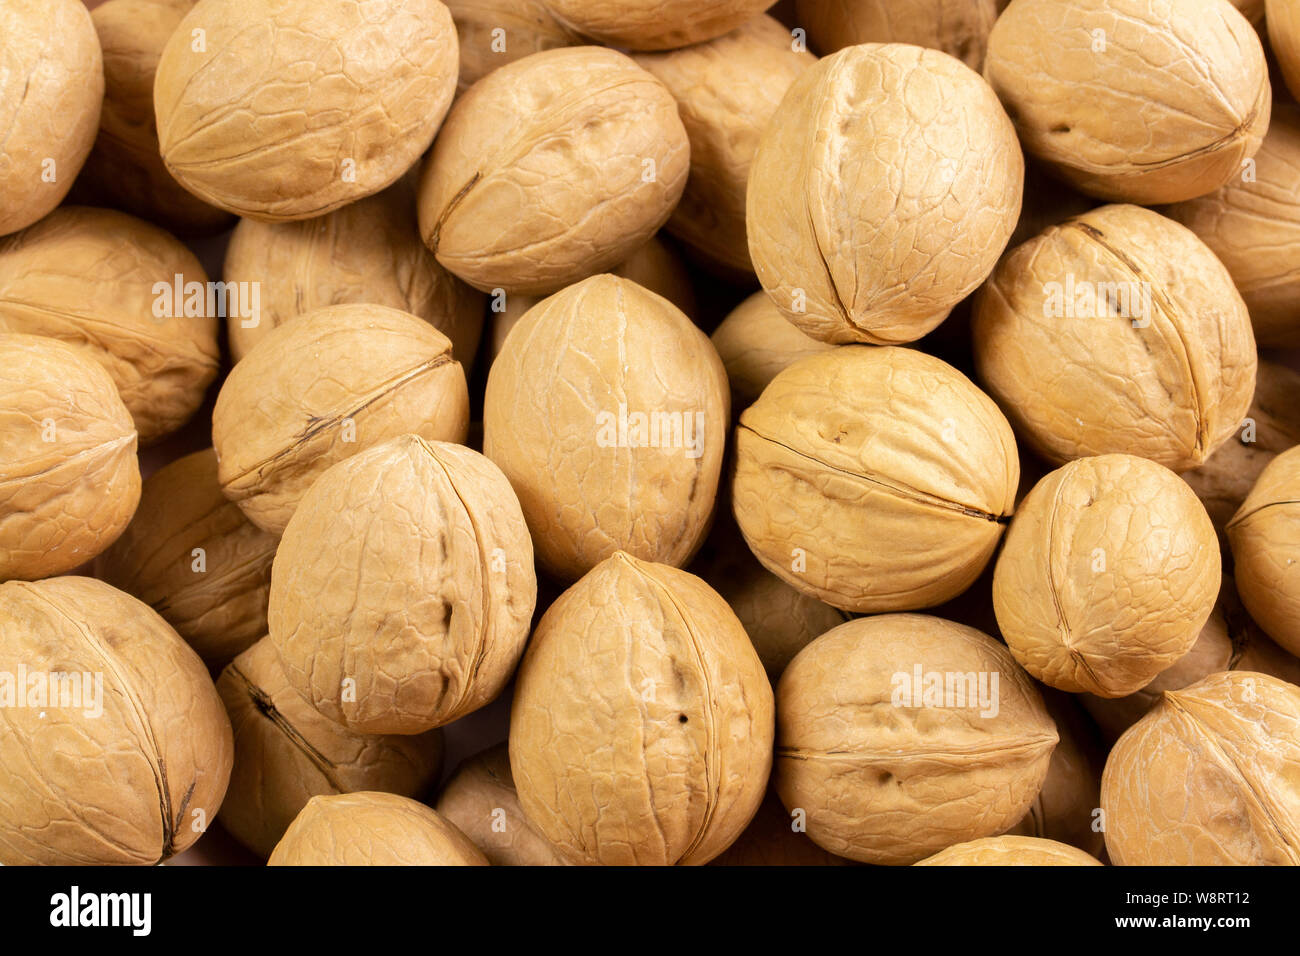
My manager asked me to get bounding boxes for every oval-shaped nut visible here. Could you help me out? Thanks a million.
[775,614,1058,865]
[709,791,853,866]
[0,577,233,865]
[511,553,774,865]
[270,436,536,734]
[984,0,1270,204]
[1227,445,1300,657]
[1269,0,1300,101]
[796,0,997,70]
[915,836,1102,866]
[747,43,1023,344]
[0,206,220,445]
[540,0,775,50]
[484,275,728,581]
[446,0,582,94]
[0,0,103,237]
[217,637,444,860]
[154,0,458,221]
[733,346,1019,613]
[1101,671,1300,865]
[0,334,140,581]
[417,47,689,296]
[98,449,277,669]
[212,304,469,535]
[435,744,568,867]
[268,792,487,866]
[973,204,1257,471]
[709,290,836,410]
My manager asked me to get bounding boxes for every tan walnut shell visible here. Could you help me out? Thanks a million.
[709,290,836,410]
[1227,445,1300,657]
[217,637,444,860]
[708,790,853,867]
[984,0,1270,204]
[0,577,233,865]
[775,614,1058,866]
[796,0,997,70]
[417,47,689,296]
[445,0,582,94]
[1268,0,1300,101]
[270,435,536,734]
[1101,671,1300,865]
[510,552,774,865]
[915,836,1102,866]
[973,204,1258,471]
[269,792,488,866]
[539,0,776,50]
[212,303,470,536]
[747,42,1023,345]
[733,346,1019,614]
[154,0,459,221]
[484,274,728,581]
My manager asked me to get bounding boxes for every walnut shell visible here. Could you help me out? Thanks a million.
[154,0,458,221]
[99,449,277,668]
[984,0,1271,204]
[217,637,444,860]
[1100,671,1300,865]
[268,792,487,866]
[0,577,233,865]
[708,790,853,866]
[417,47,689,296]
[796,0,997,70]
[746,43,1023,344]
[709,290,836,410]
[0,206,220,445]
[1227,445,1300,657]
[775,614,1058,865]
[270,435,536,734]
[539,0,776,50]
[212,303,469,535]
[445,0,582,94]
[733,346,1019,613]
[484,274,728,581]
[1269,0,1300,100]
[915,836,1102,866]
[973,204,1258,471]
[510,552,774,865]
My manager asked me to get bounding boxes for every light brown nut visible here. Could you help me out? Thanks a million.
[222,180,485,366]
[0,206,219,445]
[774,614,1058,866]
[1227,445,1300,657]
[154,0,459,221]
[216,637,444,860]
[915,836,1102,866]
[0,0,103,237]
[268,792,488,866]
[270,436,536,734]
[484,275,728,581]
[539,0,775,50]
[708,791,854,867]
[796,0,997,70]
[1270,0,1300,100]
[972,204,1258,471]
[733,346,1019,614]
[510,552,774,865]
[98,449,277,669]
[709,290,836,410]
[435,743,568,866]
[212,303,469,535]
[0,334,140,582]
[633,16,815,276]
[993,455,1221,697]
[0,577,233,865]
[1101,671,1300,865]
[984,0,1270,204]
[417,47,689,296]
[747,43,1023,345]
[445,0,582,94]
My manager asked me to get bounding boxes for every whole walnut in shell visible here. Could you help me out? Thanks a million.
[154,0,459,221]
[212,303,469,535]
[709,290,836,410]
[0,577,233,865]
[539,0,776,50]
[973,204,1258,471]
[746,43,1023,344]
[445,0,581,94]
[796,0,997,70]
[1228,445,1300,657]
[510,552,774,865]
[915,836,1102,866]
[1268,0,1300,101]
[775,614,1058,865]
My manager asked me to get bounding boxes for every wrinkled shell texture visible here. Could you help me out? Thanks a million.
[747,43,1023,344]
[418,47,689,296]
[1228,446,1300,657]
[268,792,487,866]
[709,290,835,408]
[916,835,1102,866]
[217,638,444,859]
[0,0,103,237]
[98,449,277,668]
[0,334,140,582]
[984,0,1271,204]
[0,577,233,865]
[510,553,774,865]
[775,614,1057,865]
[484,275,729,581]
[973,204,1257,471]
[1101,671,1300,865]
[212,303,469,535]
[708,790,852,866]
[446,0,581,93]
[1268,0,1300,101]
[541,0,776,50]
[733,346,1018,613]
[797,0,998,69]
[271,436,536,734]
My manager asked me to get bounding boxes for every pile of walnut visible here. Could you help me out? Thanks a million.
[3,0,1300,868]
